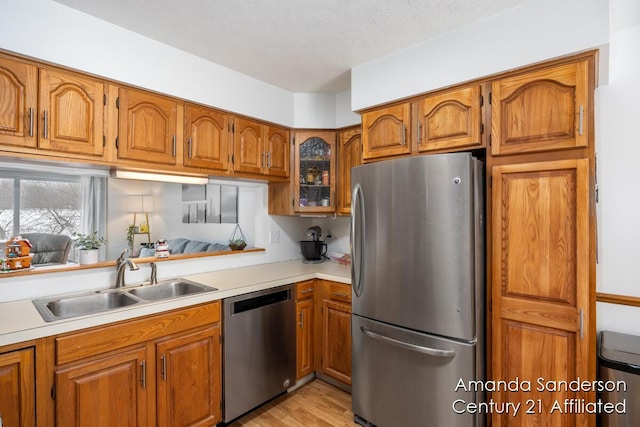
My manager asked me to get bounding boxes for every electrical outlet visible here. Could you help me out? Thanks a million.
[269,230,281,244]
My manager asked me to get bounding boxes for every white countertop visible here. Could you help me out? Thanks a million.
[0,260,351,347]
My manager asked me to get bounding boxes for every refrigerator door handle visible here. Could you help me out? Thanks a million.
[361,326,456,358]
[351,183,365,297]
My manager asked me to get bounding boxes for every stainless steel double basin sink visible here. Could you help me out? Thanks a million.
[33,279,217,322]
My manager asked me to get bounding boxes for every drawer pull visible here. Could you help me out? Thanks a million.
[43,110,48,139]
[29,107,34,137]
[331,292,349,299]
[161,354,166,381]
[140,360,146,389]
[301,288,314,294]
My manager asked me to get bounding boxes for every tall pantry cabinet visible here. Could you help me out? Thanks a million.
[488,53,596,427]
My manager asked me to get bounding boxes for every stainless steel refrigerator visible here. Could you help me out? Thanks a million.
[351,153,485,427]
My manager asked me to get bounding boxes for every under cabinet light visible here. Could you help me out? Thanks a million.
[111,169,209,185]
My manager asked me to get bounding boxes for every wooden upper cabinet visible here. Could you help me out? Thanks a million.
[337,127,362,215]
[184,104,230,172]
[264,125,290,178]
[294,130,337,213]
[0,347,36,427]
[491,58,592,156]
[156,326,221,427]
[117,87,178,165]
[232,117,263,175]
[418,84,482,152]
[0,56,37,149]
[39,68,105,156]
[362,102,411,160]
[491,158,592,427]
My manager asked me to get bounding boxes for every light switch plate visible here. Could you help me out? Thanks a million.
[269,230,281,244]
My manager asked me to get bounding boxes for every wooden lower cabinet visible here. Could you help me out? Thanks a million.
[320,298,352,385]
[156,327,221,427]
[0,347,35,427]
[55,302,222,427]
[294,280,352,388]
[317,281,352,386]
[295,280,316,379]
[56,345,149,426]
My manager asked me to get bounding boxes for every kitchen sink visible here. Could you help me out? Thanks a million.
[33,291,140,322]
[128,280,216,302]
[32,279,217,322]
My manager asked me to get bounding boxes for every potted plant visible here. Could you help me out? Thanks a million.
[228,224,247,251]
[126,224,137,250]
[73,231,107,265]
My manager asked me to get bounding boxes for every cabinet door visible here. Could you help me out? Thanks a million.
[232,118,263,175]
[264,125,290,178]
[491,158,593,427]
[184,104,230,171]
[296,298,314,379]
[418,84,482,152]
[0,348,35,427]
[337,127,362,215]
[117,87,178,164]
[0,56,37,148]
[321,300,352,385]
[362,103,411,160]
[294,130,336,213]
[39,68,105,156]
[491,59,592,155]
[56,346,149,427]
[156,326,221,427]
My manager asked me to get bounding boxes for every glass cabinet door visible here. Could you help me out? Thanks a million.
[294,131,336,213]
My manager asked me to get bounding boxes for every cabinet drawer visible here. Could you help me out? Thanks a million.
[296,280,315,301]
[56,301,220,365]
[328,283,351,303]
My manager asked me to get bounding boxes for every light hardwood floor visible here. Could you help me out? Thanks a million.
[228,380,358,426]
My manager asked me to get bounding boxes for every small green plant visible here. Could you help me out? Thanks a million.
[228,224,247,250]
[73,231,107,250]
[126,224,136,249]
[229,239,247,251]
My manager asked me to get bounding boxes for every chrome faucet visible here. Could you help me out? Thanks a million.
[115,258,139,288]
[150,262,158,285]
[115,247,129,269]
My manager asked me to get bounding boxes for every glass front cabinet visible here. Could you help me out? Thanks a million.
[294,130,337,213]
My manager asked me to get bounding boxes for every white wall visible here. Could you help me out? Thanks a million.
[0,0,292,125]
[351,0,609,110]
[0,0,358,129]
[595,0,640,335]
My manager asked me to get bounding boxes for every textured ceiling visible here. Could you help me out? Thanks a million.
[53,0,529,93]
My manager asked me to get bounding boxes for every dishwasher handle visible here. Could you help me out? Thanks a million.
[231,288,291,315]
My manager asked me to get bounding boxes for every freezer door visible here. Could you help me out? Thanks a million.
[352,315,482,427]
[351,153,482,341]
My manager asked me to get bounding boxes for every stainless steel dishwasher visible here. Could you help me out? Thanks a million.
[223,284,295,423]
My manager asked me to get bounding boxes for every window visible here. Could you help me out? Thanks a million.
[0,174,82,240]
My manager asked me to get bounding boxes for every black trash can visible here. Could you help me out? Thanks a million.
[599,330,640,426]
